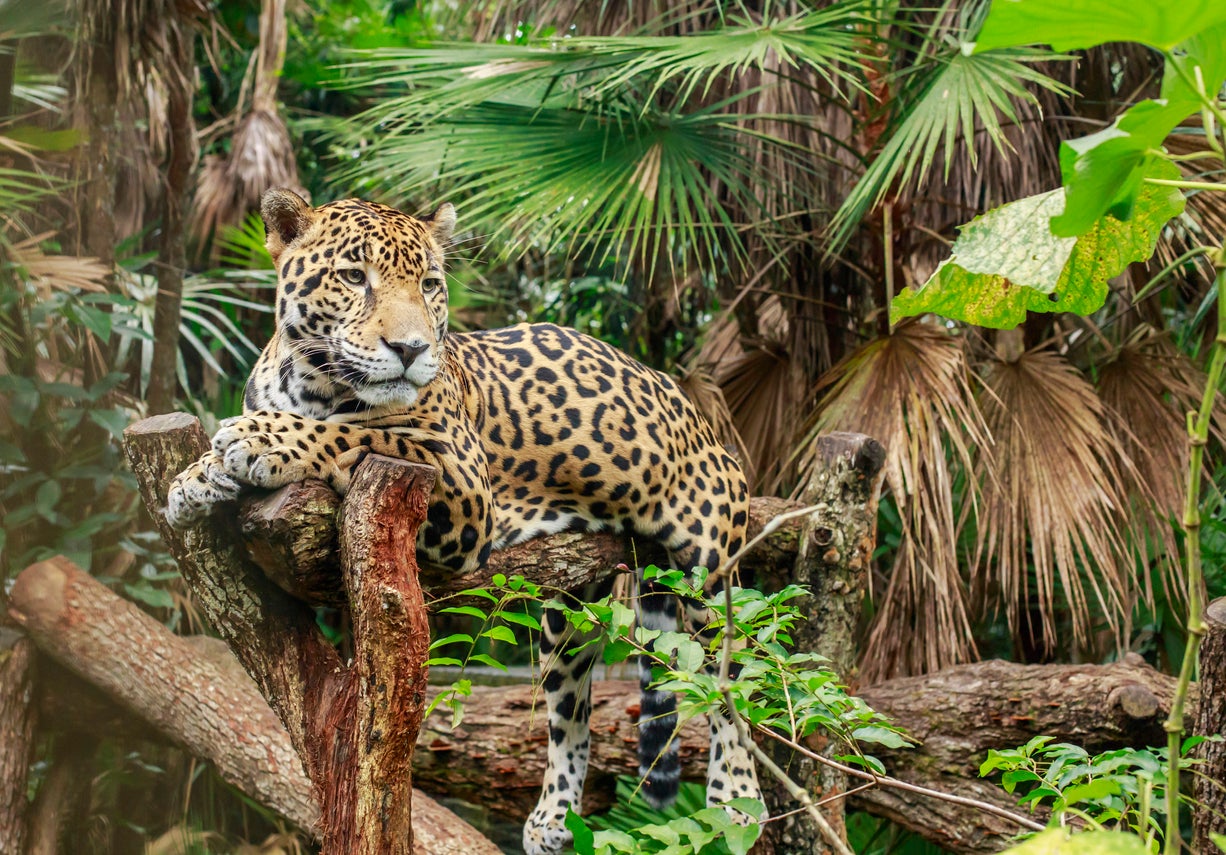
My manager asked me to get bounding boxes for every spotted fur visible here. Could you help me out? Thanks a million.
[166,189,763,854]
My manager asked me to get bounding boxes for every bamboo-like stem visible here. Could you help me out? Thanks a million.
[1164,247,1226,854]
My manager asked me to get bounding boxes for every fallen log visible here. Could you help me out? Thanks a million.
[412,657,1189,854]
[6,555,497,855]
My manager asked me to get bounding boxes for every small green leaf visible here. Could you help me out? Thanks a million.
[603,637,637,665]
[34,479,61,520]
[439,605,489,620]
[850,725,912,749]
[481,625,518,644]
[723,821,761,855]
[499,610,541,630]
[1062,778,1121,805]
[429,633,474,650]
[123,583,175,610]
[1210,832,1226,853]
[565,809,595,855]
[468,653,508,671]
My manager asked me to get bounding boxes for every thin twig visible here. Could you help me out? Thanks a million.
[707,502,828,590]
[762,728,1047,833]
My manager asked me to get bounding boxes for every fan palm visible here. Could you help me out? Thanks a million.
[318,0,1215,676]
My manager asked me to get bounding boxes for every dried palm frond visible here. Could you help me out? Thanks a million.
[190,0,300,251]
[975,348,1144,657]
[1096,326,1226,610]
[676,364,754,486]
[795,321,987,680]
[8,234,111,295]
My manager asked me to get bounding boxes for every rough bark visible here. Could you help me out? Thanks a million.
[121,414,499,855]
[321,457,437,854]
[1194,597,1226,852]
[238,480,803,605]
[8,555,318,829]
[0,634,37,855]
[763,432,885,854]
[415,657,1187,853]
[25,733,97,855]
[6,556,493,855]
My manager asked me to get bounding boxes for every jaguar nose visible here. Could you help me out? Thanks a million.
[383,337,430,369]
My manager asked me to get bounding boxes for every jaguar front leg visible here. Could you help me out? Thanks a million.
[165,411,452,529]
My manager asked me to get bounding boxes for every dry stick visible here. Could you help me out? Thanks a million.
[761,728,1046,834]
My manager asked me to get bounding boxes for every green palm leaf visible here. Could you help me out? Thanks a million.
[828,45,1070,249]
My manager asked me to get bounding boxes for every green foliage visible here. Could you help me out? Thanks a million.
[890,160,1187,326]
[829,43,1070,249]
[892,0,1225,329]
[981,734,1221,845]
[566,790,763,855]
[1000,828,1153,855]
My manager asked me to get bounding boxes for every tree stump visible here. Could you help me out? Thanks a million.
[1194,597,1226,852]
[761,432,885,854]
[121,413,471,854]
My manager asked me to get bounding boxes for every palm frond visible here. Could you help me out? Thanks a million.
[974,349,1143,656]
[337,97,789,274]
[829,45,1071,250]
[795,321,987,680]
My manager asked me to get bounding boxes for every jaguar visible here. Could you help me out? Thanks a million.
[166,188,762,854]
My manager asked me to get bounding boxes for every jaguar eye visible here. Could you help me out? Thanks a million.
[338,268,366,286]
[422,277,443,294]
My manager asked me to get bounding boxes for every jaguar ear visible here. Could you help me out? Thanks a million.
[425,202,456,245]
[261,188,312,262]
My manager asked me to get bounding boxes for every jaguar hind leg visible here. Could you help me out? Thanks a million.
[523,588,605,855]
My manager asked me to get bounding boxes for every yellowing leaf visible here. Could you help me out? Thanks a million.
[891,161,1185,328]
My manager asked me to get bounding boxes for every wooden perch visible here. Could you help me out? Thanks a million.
[239,481,805,605]
[6,555,496,855]
[121,413,497,855]
[412,658,1188,854]
[764,432,886,853]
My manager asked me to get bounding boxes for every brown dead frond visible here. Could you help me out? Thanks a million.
[975,348,1144,657]
[191,0,301,251]
[1096,326,1226,612]
[677,365,754,486]
[795,321,988,680]
[8,235,111,295]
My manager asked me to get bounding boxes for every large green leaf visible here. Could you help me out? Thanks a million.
[890,161,1186,328]
[974,0,1226,52]
[1001,829,1151,855]
[1052,100,1191,237]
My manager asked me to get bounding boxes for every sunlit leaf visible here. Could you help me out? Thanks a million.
[973,0,1226,52]
[891,160,1186,327]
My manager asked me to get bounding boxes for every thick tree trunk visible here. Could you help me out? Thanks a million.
[1194,597,1226,852]
[121,414,499,854]
[0,635,37,855]
[25,733,97,855]
[146,18,195,414]
[6,555,496,855]
[414,657,1186,854]
[763,432,885,854]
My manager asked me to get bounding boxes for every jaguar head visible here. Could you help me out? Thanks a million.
[261,188,456,408]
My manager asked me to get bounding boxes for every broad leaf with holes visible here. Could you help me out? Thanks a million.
[891,160,1185,328]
